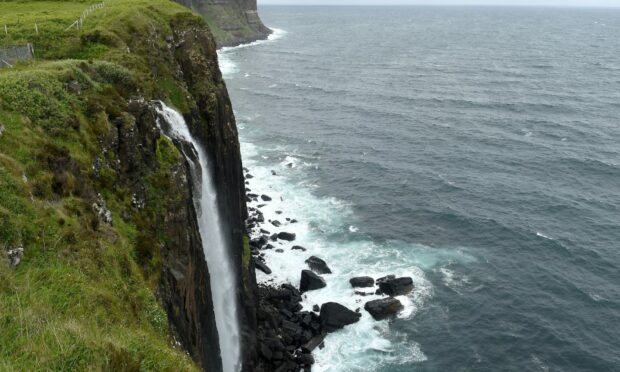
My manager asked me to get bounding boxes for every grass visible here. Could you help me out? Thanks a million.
[0,0,221,370]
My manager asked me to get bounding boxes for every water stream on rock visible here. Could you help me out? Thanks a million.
[156,103,241,372]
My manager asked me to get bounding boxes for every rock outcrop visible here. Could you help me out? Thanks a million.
[173,0,272,47]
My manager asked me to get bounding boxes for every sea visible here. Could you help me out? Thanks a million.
[217,6,620,372]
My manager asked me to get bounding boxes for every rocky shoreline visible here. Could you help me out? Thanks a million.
[243,168,415,371]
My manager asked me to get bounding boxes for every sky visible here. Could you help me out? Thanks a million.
[259,0,620,7]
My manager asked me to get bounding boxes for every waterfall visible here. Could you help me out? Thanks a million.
[156,102,241,372]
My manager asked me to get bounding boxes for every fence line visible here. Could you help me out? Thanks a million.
[65,2,106,31]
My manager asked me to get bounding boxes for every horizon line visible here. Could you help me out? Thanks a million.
[258,3,620,8]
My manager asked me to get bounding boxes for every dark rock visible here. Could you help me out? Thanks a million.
[378,277,414,296]
[319,302,361,332]
[300,270,326,293]
[275,249,284,253]
[291,245,307,252]
[255,259,272,275]
[271,170,277,175]
[260,228,270,234]
[270,233,279,241]
[277,232,296,241]
[276,210,283,214]
[354,291,374,296]
[312,304,320,312]
[246,173,254,179]
[271,220,281,227]
[350,276,375,288]
[290,219,298,223]
[261,194,272,201]
[298,353,315,366]
[260,343,273,360]
[305,256,332,274]
[376,275,396,285]
[364,298,404,320]
[302,333,325,352]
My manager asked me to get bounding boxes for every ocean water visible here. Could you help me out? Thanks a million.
[218,7,620,371]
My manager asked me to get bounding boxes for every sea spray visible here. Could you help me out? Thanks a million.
[156,103,241,372]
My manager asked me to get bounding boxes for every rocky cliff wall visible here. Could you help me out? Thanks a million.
[174,0,272,47]
[0,2,256,370]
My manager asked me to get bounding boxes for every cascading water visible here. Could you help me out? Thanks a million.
[156,102,240,372]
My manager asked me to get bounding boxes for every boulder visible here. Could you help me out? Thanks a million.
[349,276,374,288]
[376,275,395,284]
[277,232,296,241]
[271,220,281,227]
[299,270,326,293]
[305,256,332,274]
[364,298,404,320]
[377,277,414,296]
[255,259,272,275]
[298,353,315,366]
[291,245,307,252]
[261,194,272,201]
[319,302,361,332]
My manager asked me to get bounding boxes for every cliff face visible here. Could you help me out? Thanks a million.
[0,1,256,370]
[174,0,272,47]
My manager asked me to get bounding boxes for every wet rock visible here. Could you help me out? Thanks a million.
[378,277,414,297]
[354,291,374,296]
[305,256,332,274]
[271,170,277,175]
[277,232,296,241]
[290,219,298,224]
[319,302,361,332]
[302,333,325,352]
[364,298,404,320]
[275,249,284,253]
[275,210,282,214]
[246,173,254,179]
[350,276,375,288]
[261,194,272,201]
[260,228,270,234]
[376,274,396,285]
[271,220,281,227]
[255,259,272,275]
[300,270,326,293]
[291,245,307,252]
[298,353,315,366]
[312,304,320,312]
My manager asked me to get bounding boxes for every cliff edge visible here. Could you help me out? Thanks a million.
[0,0,256,370]
[174,0,272,47]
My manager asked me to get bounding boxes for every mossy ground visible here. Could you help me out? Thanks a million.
[0,0,215,370]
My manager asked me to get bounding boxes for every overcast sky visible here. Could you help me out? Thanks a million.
[260,0,620,7]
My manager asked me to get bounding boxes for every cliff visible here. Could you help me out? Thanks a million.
[0,0,256,370]
[173,0,272,47]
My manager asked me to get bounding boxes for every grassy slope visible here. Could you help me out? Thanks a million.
[0,1,216,370]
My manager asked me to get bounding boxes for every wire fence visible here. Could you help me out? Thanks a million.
[65,2,106,31]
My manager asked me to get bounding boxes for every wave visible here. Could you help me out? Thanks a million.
[217,28,287,78]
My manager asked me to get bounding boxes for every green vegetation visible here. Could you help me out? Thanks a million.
[0,0,220,370]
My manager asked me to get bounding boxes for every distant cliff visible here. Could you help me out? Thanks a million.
[174,0,271,47]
